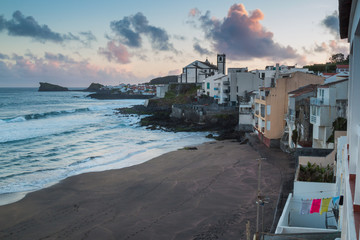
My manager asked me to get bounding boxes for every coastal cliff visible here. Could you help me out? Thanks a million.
[38,82,69,92]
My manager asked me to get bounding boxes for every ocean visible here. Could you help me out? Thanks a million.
[0,88,211,205]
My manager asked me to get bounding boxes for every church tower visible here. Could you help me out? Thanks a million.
[217,54,226,74]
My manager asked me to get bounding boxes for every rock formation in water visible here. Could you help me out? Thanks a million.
[38,82,69,91]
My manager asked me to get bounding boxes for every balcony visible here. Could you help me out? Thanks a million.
[310,115,317,124]
[311,97,324,106]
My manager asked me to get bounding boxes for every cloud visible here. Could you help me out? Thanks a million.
[321,11,339,36]
[168,69,180,75]
[0,11,96,45]
[44,52,76,64]
[193,43,212,55]
[314,42,328,52]
[0,52,137,87]
[98,40,130,64]
[189,4,300,61]
[110,12,175,51]
[0,53,9,60]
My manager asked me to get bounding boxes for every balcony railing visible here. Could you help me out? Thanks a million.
[310,115,317,124]
[310,98,324,106]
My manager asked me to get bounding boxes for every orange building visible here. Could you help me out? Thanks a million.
[253,71,324,147]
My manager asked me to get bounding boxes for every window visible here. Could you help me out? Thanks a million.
[261,73,265,80]
[207,82,210,89]
[267,121,271,131]
[267,105,271,115]
[237,86,239,93]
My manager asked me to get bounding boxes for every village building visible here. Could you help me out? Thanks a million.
[178,54,225,84]
[228,68,263,106]
[282,84,319,151]
[251,64,313,88]
[202,73,230,105]
[310,79,348,149]
[253,71,324,148]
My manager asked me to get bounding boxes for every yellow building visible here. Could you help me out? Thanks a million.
[253,71,324,147]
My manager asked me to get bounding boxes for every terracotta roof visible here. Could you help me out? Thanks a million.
[288,84,318,97]
[339,0,352,39]
[323,73,337,76]
[336,64,349,68]
[319,79,348,88]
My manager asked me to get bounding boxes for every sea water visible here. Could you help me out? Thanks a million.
[0,88,211,205]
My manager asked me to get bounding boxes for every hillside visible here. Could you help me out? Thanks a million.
[149,75,178,85]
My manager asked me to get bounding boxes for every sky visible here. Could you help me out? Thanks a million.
[0,0,348,87]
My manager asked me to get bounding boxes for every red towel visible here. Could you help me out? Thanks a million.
[310,199,321,214]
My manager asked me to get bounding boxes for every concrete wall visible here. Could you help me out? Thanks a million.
[298,150,335,167]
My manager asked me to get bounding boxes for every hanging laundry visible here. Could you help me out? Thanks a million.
[300,199,312,215]
[320,198,332,215]
[310,199,321,214]
[332,196,340,205]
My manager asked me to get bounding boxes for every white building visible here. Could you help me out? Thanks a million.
[178,54,226,84]
[251,64,313,88]
[310,79,348,149]
[228,68,263,106]
[202,73,229,104]
[337,1,360,239]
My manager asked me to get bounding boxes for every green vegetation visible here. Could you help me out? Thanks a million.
[149,75,178,85]
[303,53,349,73]
[299,162,335,183]
[327,117,347,143]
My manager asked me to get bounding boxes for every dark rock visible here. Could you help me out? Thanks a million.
[38,82,68,91]
[84,83,104,92]
[88,93,154,99]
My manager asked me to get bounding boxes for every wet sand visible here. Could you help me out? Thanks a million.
[0,136,294,240]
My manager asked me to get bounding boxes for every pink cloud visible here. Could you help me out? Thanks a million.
[98,41,130,64]
[190,4,299,60]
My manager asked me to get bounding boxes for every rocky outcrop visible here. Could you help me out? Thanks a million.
[84,83,104,92]
[38,82,68,91]
[88,92,154,99]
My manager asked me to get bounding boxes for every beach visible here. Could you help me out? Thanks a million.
[0,136,294,240]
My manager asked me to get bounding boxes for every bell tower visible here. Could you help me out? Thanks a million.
[217,54,226,74]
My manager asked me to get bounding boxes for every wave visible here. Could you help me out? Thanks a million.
[0,108,90,124]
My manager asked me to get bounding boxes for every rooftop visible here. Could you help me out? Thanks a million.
[288,84,319,97]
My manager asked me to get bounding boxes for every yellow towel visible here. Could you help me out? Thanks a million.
[320,198,331,215]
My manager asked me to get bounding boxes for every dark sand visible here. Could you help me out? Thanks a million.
[0,135,294,240]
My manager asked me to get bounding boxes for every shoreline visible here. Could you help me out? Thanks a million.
[0,136,294,239]
[0,136,214,207]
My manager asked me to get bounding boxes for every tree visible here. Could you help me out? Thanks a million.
[329,53,345,63]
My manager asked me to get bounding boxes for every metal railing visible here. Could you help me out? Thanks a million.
[310,97,324,106]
